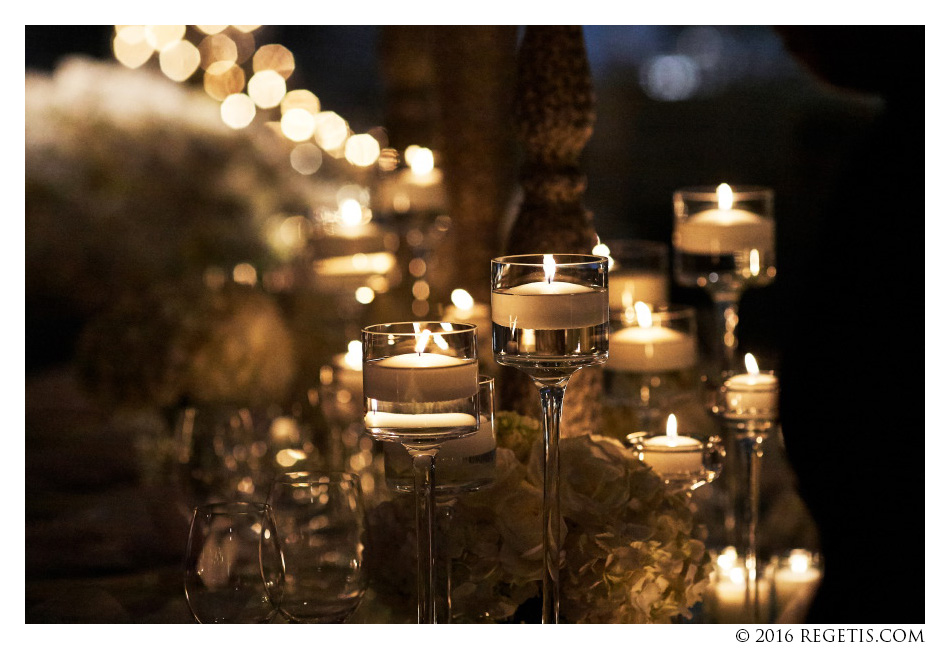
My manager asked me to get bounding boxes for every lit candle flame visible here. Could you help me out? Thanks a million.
[744,352,760,375]
[432,322,451,350]
[634,301,653,328]
[415,328,432,354]
[450,288,475,311]
[543,254,556,284]
[789,550,811,573]
[591,237,614,269]
[750,248,760,276]
[408,146,434,176]
[666,413,678,438]
[717,183,734,210]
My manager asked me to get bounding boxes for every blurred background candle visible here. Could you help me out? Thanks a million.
[773,550,822,620]
[723,353,779,416]
[675,183,774,256]
[594,238,670,312]
[607,302,697,373]
[638,415,703,476]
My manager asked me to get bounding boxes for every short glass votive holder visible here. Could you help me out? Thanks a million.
[771,549,823,622]
[627,431,724,492]
[716,368,780,435]
[601,238,670,314]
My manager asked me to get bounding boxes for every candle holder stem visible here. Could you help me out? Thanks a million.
[435,496,458,624]
[738,433,765,623]
[712,293,741,372]
[409,446,439,624]
[535,377,570,624]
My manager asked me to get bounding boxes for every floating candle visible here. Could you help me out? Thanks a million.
[723,353,779,416]
[364,411,478,429]
[363,353,478,403]
[675,183,774,255]
[639,414,704,476]
[607,302,697,372]
[608,271,668,312]
[773,550,822,618]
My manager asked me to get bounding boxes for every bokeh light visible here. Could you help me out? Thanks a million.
[198,33,238,69]
[281,89,320,115]
[247,69,287,109]
[233,262,258,286]
[144,25,186,51]
[232,25,262,33]
[345,133,381,167]
[355,287,375,304]
[220,93,256,129]
[113,32,153,69]
[280,108,316,141]
[203,61,246,101]
[640,54,700,101]
[196,25,228,35]
[289,143,323,175]
[253,43,295,79]
[159,40,201,82]
[313,111,349,151]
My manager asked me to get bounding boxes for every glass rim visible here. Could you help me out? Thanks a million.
[673,185,774,201]
[193,501,271,515]
[491,253,608,267]
[601,238,669,253]
[362,321,478,337]
[273,470,361,485]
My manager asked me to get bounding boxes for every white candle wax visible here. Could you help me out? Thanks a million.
[713,567,771,624]
[608,271,668,311]
[363,354,478,403]
[675,208,774,255]
[364,411,478,430]
[491,281,607,330]
[606,324,696,373]
[774,552,821,617]
[640,433,704,475]
[439,414,494,459]
[724,372,779,415]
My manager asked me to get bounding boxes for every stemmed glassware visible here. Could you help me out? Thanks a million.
[490,253,609,623]
[361,322,480,624]
[673,184,775,373]
[183,502,284,624]
[267,471,368,623]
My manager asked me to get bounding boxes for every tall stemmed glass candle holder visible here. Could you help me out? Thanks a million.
[598,238,670,313]
[673,184,775,372]
[361,322,479,624]
[491,254,609,623]
[604,303,698,434]
[717,352,779,623]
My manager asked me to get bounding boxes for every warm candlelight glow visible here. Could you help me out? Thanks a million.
[408,146,434,176]
[789,550,811,573]
[543,254,557,283]
[339,199,364,228]
[635,301,653,328]
[750,248,760,276]
[344,340,362,370]
[717,183,734,210]
[414,328,432,354]
[744,352,760,375]
[451,288,475,311]
[666,413,678,438]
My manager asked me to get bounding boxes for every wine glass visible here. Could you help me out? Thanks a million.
[268,471,367,623]
[362,321,480,623]
[183,502,284,624]
[490,253,608,623]
[673,184,775,373]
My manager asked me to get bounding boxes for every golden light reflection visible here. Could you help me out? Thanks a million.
[220,93,256,129]
[451,288,475,311]
[233,25,262,33]
[749,248,760,276]
[253,43,295,79]
[159,40,201,81]
[313,111,349,151]
[635,301,653,328]
[378,148,399,172]
[345,134,381,167]
[412,280,430,301]
[277,215,311,252]
[113,33,153,69]
[717,182,734,210]
[289,143,322,175]
[339,199,364,227]
[408,146,435,175]
[408,258,427,278]
[196,25,228,35]
[744,353,760,375]
[247,69,286,108]
[144,25,186,51]
[280,108,315,141]
[198,34,238,69]
[414,327,432,353]
[355,286,375,304]
[543,254,557,283]
[115,25,146,45]
[276,448,308,467]
[203,61,245,101]
[281,89,320,115]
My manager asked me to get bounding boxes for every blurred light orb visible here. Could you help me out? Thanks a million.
[345,134,381,167]
[450,288,475,311]
[196,25,228,35]
[144,25,186,51]
[677,26,724,69]
[248,69,287,109]
[278,215,311,250]
[253,43,295,79]
[198,33,238,69]
[232,25,262,33]
[115,25,146,45]
[280,108,316,141]
[355,287,375,305]
[113,34,153,69]
[412,280,430,301]
[641,54,700,101]
[290,143,323,175]
[233,263,258,286]
[408,257,427,278]
[313,111,349,151]
[221,93,256,129]
[281,89,320,115]
[159,40,201,82]
[203,61,246,101]
[339,199,364,227]
[336,184,369,207]
[227,28,257,64]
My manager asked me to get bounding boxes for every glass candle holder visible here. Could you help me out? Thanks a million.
[628,418,724,492]
[362,321,479,624]
[599,238,670,314]
[673,184,775,371]
[491,253,608,624]
[603,304,698,435]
